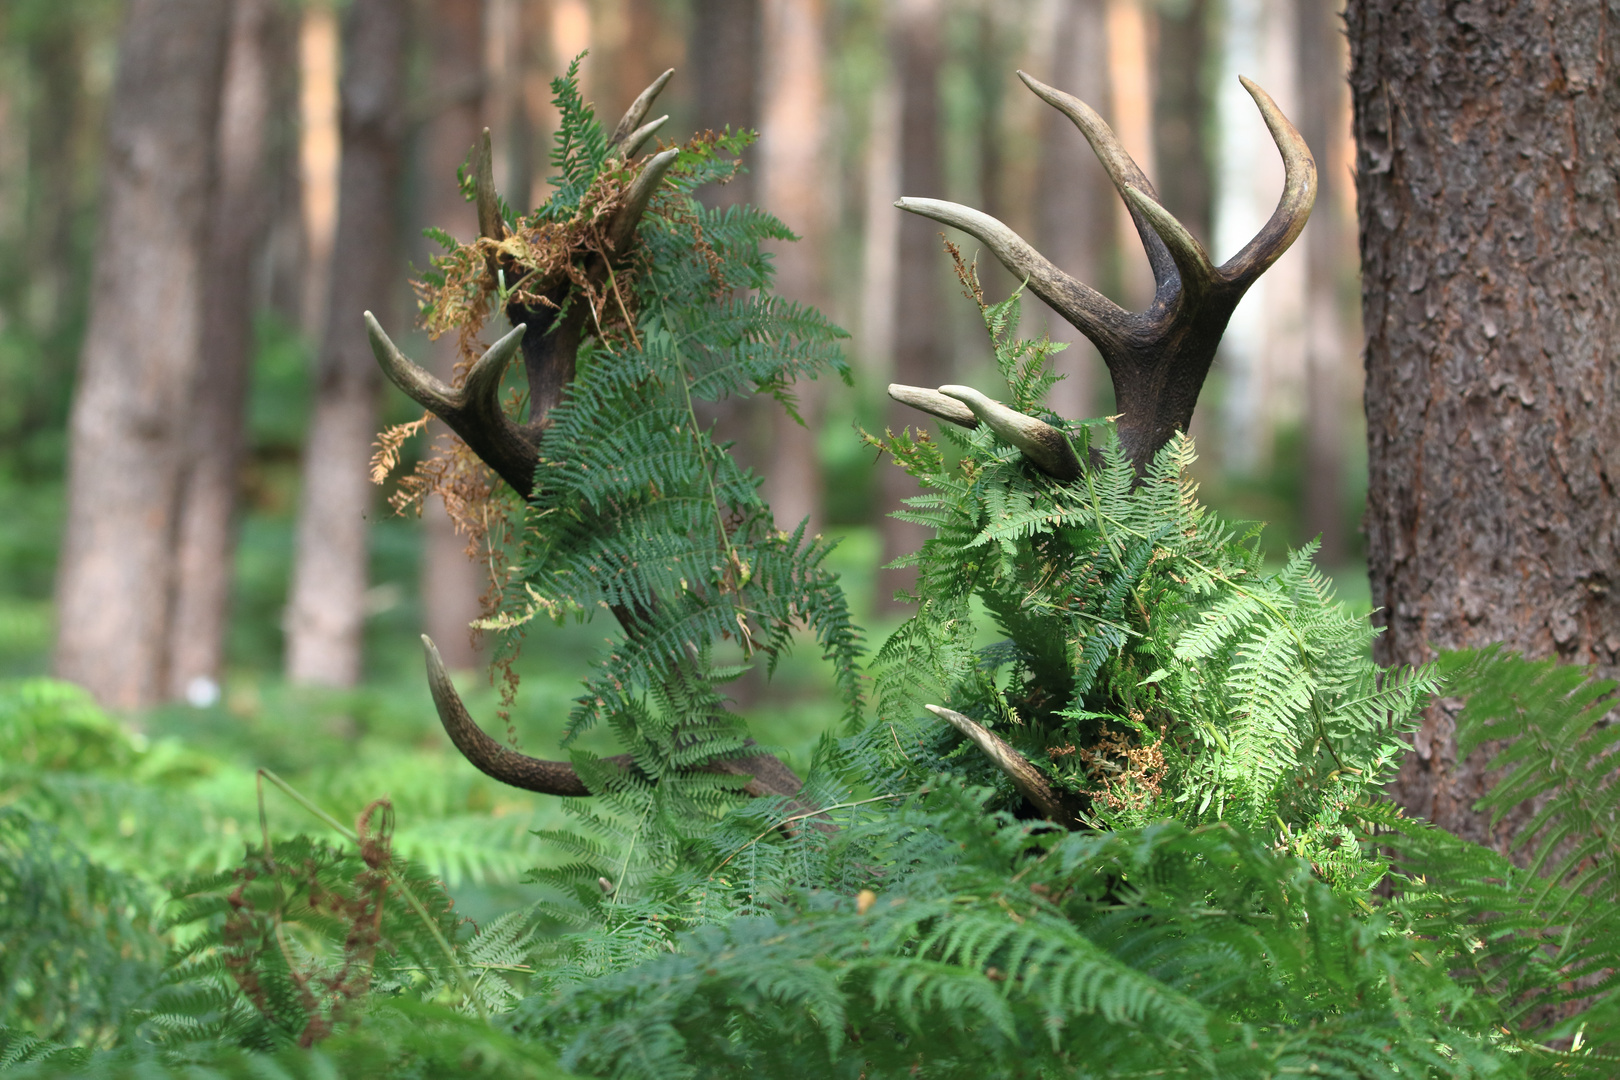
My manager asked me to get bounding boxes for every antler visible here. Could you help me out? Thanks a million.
[421,636,809,802]
[893,74,1315,475]
[925,705,1080,829]
[367,73,681,498]
[368,72,824,813]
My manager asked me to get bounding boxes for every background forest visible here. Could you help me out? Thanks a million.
[5,0,1620,1075]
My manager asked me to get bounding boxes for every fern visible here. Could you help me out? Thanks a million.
[866,277,1435,890]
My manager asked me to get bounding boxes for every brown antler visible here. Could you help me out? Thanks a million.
[367,73,680,498]
[370,72,819,811]
[894,74,1315,475]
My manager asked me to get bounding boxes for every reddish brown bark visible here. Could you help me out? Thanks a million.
[1349,0,1620,846]
[53,0,232,709]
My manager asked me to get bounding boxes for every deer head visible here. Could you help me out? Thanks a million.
[889,73,1315,480]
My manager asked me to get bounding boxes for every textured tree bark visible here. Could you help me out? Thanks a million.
[53,0,232,710]
[1296,0,1349,566]
[416,0,490,673]
[1034,0,1113,423]
[879,0,945,610]
[285,0,406,686]
[756,0,829,535]
[1349,0,1620,847]
[168,0,289,703]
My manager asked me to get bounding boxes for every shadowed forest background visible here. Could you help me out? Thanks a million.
[0,0,1363,704]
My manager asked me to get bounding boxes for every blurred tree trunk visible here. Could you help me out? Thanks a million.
[417,0,490,673]
[1295,0,1346,565]
[53,0,232,710]
[1349,0,1620,847]
[167,0,289,705]
[879,0,944,610]
[691,0,761,211]
[285,0,407,686]
[1151,0,1209,240]
[1034,0,1113,423]
[757,0,828,534]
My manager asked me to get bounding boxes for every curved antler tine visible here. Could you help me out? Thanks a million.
[888,384,979,429]
[367,313,540,495]
[607,147,680,252]
[474,128,503,242]
[926,705,1078,828]
[612,115,670,161]
[895,197,1128,346]
[1120,186,1219,304]
[938,385,1081,483]
[609,68,675,148]
[1017,70,1154,201]
[422,636,595,796]
[366,311,459,410]
[1219,77,1316,285]
[1016,70,1178,291]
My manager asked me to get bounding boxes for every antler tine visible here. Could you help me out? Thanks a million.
[1120,186,1220,306]
[423,635,600,795]
[366,313,541,496]
[926,705,1079,828]
[1219,76,1317,285]
[894,197,1130,348]
[888,384,979,429]
[474,127,503,242]
[607,147,680,252]
[612,115,670,161]
[609,68,675,149]
[1015,70,1178,294]
[423,635,814,804]
[939,385,1081,483]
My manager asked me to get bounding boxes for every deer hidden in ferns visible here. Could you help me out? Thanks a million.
[369,64,1422,878]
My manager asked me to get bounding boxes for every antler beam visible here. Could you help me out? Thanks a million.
[896,74,1315,474]
[422,636,810,802]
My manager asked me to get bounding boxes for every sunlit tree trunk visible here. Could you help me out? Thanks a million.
[417,0,490,673]
[1033,0,1113,423]
[757,0,829,534]
[285,0,407,686]
[53,0,232,710]
[168,0,288,705]
[879,0,945,610]
[1349,0,1620,847]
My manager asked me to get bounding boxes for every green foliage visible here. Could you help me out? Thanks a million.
[866,281,1434,889]
[1376,649,1620,1073]
[521,779,1510,1079]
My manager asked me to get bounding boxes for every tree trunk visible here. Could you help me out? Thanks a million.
[1152,0,1210,240]
[417,0,489,673]
[756,0,828,534]
[53,0,232,710]
[691,0,761,211]
[879,0,945,611]
[1349,0,1620,847]
[168,0,287,705]
[1295,0,1348,566]
[284,0,407,686]
[1033,0,1113,423]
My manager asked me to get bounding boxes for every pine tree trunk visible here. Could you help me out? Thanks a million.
[757,0,828,534]
[53,0,232,710]
[1034,0,1113,423]
[1348,0,1620,847]
[879,0,945,611]
[417,0,489,673]
[284,0,407,687]
[1295,0,1348,566]
[168,0,287,704]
